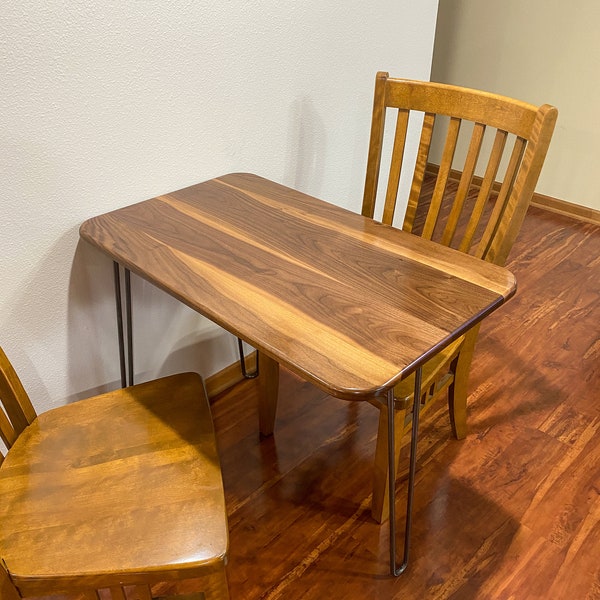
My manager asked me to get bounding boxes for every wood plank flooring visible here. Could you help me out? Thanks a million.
[28,205,599,600]
[213,205,600,599]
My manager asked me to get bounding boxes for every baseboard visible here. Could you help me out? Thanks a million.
[205,351,257,400]
[529,193,600,226]
[425,163,600,226]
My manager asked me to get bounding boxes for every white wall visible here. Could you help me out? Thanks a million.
[431,0,600,211]
[1,1,439,413]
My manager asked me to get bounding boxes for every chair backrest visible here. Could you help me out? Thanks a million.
[0,347,37,463]
[362,72,558,266]
[1,560,20,600]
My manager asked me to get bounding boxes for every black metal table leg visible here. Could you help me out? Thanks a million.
[388,366,422,576]
[113,262,127,388]
[125,268,133,386]
[113,262,134,388]
[237,337,259,379]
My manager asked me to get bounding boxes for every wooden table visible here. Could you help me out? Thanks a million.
[80,172,516,575]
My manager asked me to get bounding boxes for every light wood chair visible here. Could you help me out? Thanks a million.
[363,72,557,522]
[0,346,229,600]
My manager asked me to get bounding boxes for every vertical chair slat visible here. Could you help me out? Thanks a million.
[441,121,486,247]
[459,129,508,253]
[361,72,389,220]
[422,116,461,240]
[382,109,409,225]
[477,136,527,261]
[0,347,37,448]
[403,112,435,232]
[0,408,17,450]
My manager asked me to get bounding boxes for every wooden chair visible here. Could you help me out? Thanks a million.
[363,72,557,522]
[0,346,229,599]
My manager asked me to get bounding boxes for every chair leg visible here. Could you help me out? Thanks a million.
[202,569,230,600]
[371,402,408,523]
[448,324,480,440]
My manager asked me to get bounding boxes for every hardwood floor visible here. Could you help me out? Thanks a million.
[26,206,599,600]
[213,206,600,599]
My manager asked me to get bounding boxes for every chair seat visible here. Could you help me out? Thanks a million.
[0,373,228,595]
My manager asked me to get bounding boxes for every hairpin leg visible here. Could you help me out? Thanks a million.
[238,337,259,379]
[113,262,127,388]
[113,262,134,388]
[125,268,134,386]
[388,366,422,576]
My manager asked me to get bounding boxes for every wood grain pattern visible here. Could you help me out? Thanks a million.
[0,370,229,598]
[79,173,515,401]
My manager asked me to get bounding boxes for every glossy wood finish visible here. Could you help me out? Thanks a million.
[213,206,600,599]
[79,172,515,401]
[362,73,557,522]
[0,359,229,599]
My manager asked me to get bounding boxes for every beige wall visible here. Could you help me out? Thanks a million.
[431,0,600,210]
[1,1,439,413]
